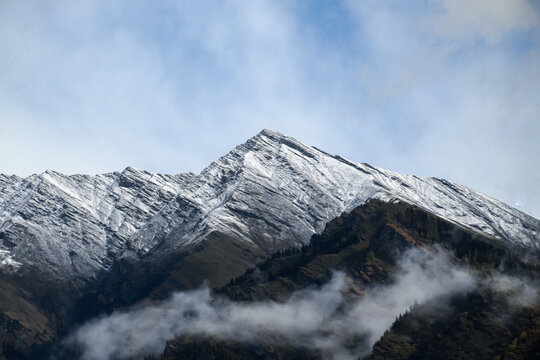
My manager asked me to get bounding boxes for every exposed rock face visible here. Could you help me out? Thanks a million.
[0,129,538,282]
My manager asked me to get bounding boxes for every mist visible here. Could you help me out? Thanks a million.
[66,247,537,360]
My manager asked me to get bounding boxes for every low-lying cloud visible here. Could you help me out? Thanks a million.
[66,248,537,360]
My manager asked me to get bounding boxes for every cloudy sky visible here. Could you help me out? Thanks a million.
[1,0,539,217]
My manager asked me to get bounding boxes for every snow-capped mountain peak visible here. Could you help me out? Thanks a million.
[0,130,538,280]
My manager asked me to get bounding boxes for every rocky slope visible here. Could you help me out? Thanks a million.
[0,129,538,283]
[159,199,540,360]
[0,168,194,279]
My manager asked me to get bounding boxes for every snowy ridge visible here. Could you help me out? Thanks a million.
[130,129,538,254]
[0,168,194,277]
[0,129,538,280]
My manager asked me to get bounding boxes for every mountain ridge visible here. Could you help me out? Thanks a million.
[0,129,538,283]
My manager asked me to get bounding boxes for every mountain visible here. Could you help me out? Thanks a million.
[0,168,194,279]
[160,199,540,360]
[1,129,537,282]
[0,129,538,358]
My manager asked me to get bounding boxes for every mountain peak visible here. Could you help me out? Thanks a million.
[243,129,322,162]
[1,130,538,284]
[201,129,312,178]
[257,128,284,138]
[250,129,305,147]
[42,169,62,177]
[122,165,139,172]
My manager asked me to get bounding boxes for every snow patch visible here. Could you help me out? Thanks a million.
[0,249,22,272]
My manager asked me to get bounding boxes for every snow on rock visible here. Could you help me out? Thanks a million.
[0,168,194,278]
[0,248,22,272]
[0,129,538,280]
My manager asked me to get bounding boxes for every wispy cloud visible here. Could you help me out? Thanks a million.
[429,0,539,42]
[66,248,483,360]
[65,246,539,360]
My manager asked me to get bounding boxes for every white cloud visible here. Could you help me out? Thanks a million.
[67,248,478,360]
[429,0,540,42]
